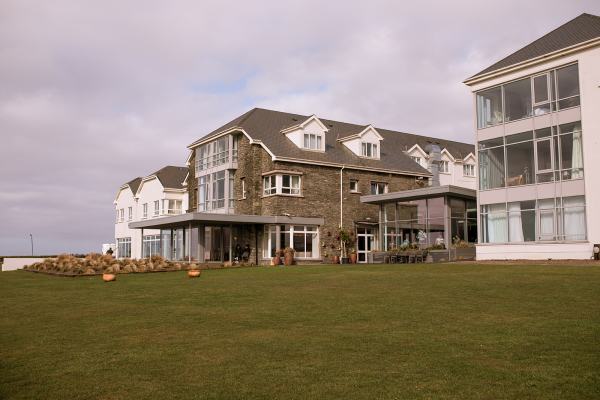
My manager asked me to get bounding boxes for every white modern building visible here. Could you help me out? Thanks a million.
[465,13,600,260]
[114,166,188,259]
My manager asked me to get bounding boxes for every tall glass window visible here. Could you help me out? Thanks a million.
[212,137,229,167]
[561,196,586,240]
[476,86,503,128]
[476,64,580,128]
[505,131,534,186]
[478,122,583,189]
[557,122,584,180]
[198,175,208,211]
[480,197,586,243]
[478,137,505,190]
[142,235,161,257]
[533,74,550,115]
[507,201,535,242]
[211,170,225,209]
[504,78,532,122]
[556,64,580,109]
[481,204,507,243]
[263,225,319,259]
[116,237,132,258]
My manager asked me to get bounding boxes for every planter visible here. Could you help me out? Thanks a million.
[102,273,116,282]
[271,256,281,266]
[332,256,340,264]
[349,253,357,264]
[284,254,294,266]
[188,270,201,278]
[451,247,476,261]
[340,257,349,264]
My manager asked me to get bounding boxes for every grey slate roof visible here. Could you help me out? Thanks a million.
[125,177,142,194]
[189,108,474,176]
[469,13,600,80]
[150,166,188,189]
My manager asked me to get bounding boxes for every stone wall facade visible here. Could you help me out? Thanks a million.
[189,134,423,262]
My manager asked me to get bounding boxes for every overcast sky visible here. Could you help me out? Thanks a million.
[1,1,599,255]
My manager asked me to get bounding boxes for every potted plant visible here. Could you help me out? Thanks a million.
[349,248,357,264]
[188,263,201,278]
[271,249,283,266]
[283,247,295,266]
[102,266,116,282]
[338,229,352,264]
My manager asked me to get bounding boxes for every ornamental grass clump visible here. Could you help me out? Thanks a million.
[22,252,185,276]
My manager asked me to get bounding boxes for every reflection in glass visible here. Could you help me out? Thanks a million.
[504,78,532,121]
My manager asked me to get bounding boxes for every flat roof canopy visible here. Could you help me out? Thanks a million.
[129,212,325,230]
[360,185,476,205]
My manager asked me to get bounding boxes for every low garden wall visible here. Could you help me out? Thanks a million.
[1,257,48,272]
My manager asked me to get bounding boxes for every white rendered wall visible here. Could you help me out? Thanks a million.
[578,46,600,250]
[452,155,477,190]
[114,187,141,258]
[470,45,600,259]
[2,258,47,271]
[477,243,593,260]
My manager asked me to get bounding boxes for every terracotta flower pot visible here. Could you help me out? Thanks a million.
[188,270,201,278]
[102,273,116,282]
[284,254,294,266]
[332,256,340,264]
[349,253,357,264]
[271,256,280,266]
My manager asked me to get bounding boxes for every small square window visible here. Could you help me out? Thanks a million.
[361,142,378,158]
[439,160,449,173]
[463,164,475,177]
[370,182,388,195]
[349,180,359,193]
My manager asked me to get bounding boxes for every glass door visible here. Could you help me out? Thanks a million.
[535,138,554,183]
[356,228,375,263]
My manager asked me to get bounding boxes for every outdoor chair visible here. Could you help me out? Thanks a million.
[414,251,425,263]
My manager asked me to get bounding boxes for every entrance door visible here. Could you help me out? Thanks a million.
[204,226,232,262]
[356,228,375,263]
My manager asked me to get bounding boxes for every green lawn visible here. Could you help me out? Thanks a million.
[1,264,599,400]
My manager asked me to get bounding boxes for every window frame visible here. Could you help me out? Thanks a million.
[263,174,302,197]
[370,181,388,195]
[349,179,359,193]
[475,63,581,130]
[439,160,449,173]
[463,164,475,177]
[303,133,324,151]
[361,142,379,158]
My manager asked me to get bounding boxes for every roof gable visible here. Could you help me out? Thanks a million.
[468,13,600,82]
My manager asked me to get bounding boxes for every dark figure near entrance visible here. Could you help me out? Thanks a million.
[234,244,242,262]
[242,244,251,262]
[106,247,114,257]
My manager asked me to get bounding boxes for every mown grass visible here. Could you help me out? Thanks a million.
[1,263,599,399]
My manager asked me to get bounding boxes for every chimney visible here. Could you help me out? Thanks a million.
[425,144,441,186]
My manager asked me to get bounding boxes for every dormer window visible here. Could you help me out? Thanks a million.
[303,133,323,150]
[410,156,422,166]
[361,142,378,158]
[281,115,328,152]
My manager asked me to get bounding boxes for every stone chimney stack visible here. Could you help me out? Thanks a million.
[425,144,441,187]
